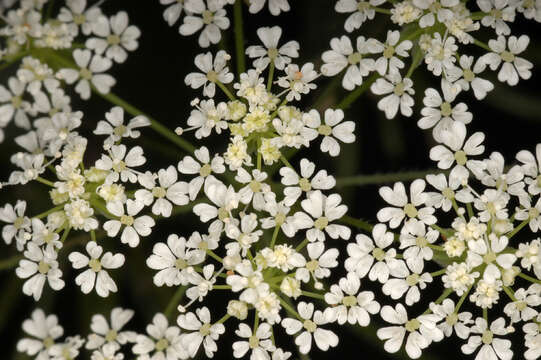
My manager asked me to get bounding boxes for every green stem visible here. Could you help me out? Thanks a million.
[216,313,231,324]
[507,219,530,239]
[301,290,325,301]
[234,0,245,75]
[213,285,232,290]
[36,176,55,187]
[34,204,64,219]
[502,286,517,302]
[94,89,196,153]
[60,226,71,243]
[454,284,473,313]
[278,296,301,320]
[518,272,541,284]
[164,285,187,319]
[473,38,491,52]
[430,268,446,277]
[0,255,23,270]
[267,61,275,91]
[295,238,309,252]
[339,215,374,233]
[0,50,29,72]
[270,224,280,248]
[336,168,441,187]
[336,73,378,110]
[216,81,236,101]
[206,249,223,263]
[279,155,294,170]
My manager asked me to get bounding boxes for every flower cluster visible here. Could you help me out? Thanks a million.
[368,124,541,359]
[0,0,539,360]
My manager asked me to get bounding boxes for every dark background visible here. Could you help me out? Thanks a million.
[1,1,540,359]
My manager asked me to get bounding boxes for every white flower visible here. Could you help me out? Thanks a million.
[30,218,61,251]
[399,222,439,273]
[232,323,275,359]
[425,168,474,212]
[193,176,239,227]
[303,108,355,157]
[58,0,103,36]
[377,303,443,359]
[477,0,516,35]
[461,317,513,360]
[225,136,252,170]
[17,309,63,359]
[160,0,188,26]
[335,0,386,32]
[235,169,273,211]
[321,35,378,90]
[429,121,485,176]
[449,55,494,100]
[64,199,99,231]
[187,99,229,139]
[90,343,124,360]
[479,35,533,86]
[103,199,155,247]
[49,335,85,360]
[345,224,409,283]
[147,234,200,287]
[178,307,225,358]
[0,200,30,248]
[370,73,415,119]
[277,63,318,101]
[482,151,526,197]
[373,30,412,76]
[185,50,233,98]
[467,234,516,280]
[442,262,479,295]
[133,313,186,360]
[503,285,540,323]
[293,190,351,242]
[383,268,433,306]
[178,146,225,200]
[295,242,338,284]
[86,307,136,350]
[377,179,436,232]
[281,302,339,354]
[246,26,299,70]
[279,158,335,207]
[248,0,290,15]
[418,79,472,142]
[16,242,65,300]
[516,143,541,196]
[0,77,32,129]
[95,144,146,183]
[56,49,116,99]
[430,299,473,339]
[324,272,380,326]
[86,11,140,63]
[94,106,150,149]
[68,241,124,297]
[179,0,230,48]
[424,33,458,76]
[413,0,458,27]
[135,167,189,217]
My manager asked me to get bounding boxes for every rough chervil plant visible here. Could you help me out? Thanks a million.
[0,0,539,359]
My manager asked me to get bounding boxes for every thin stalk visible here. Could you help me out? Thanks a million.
[36,176,55,187]
[301,290,325,301]
[234,0,245,75]
[34,204,65,219]
[267,61,275,91]
[336,73,378,110]
[216,81,236,101]
[339,215,374,233]
[0,255,23,270]
[164,285,187,319]
[507,219,530,239]
[518,272,541,284]
[269,224,280,248]
[336,168,440,187]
